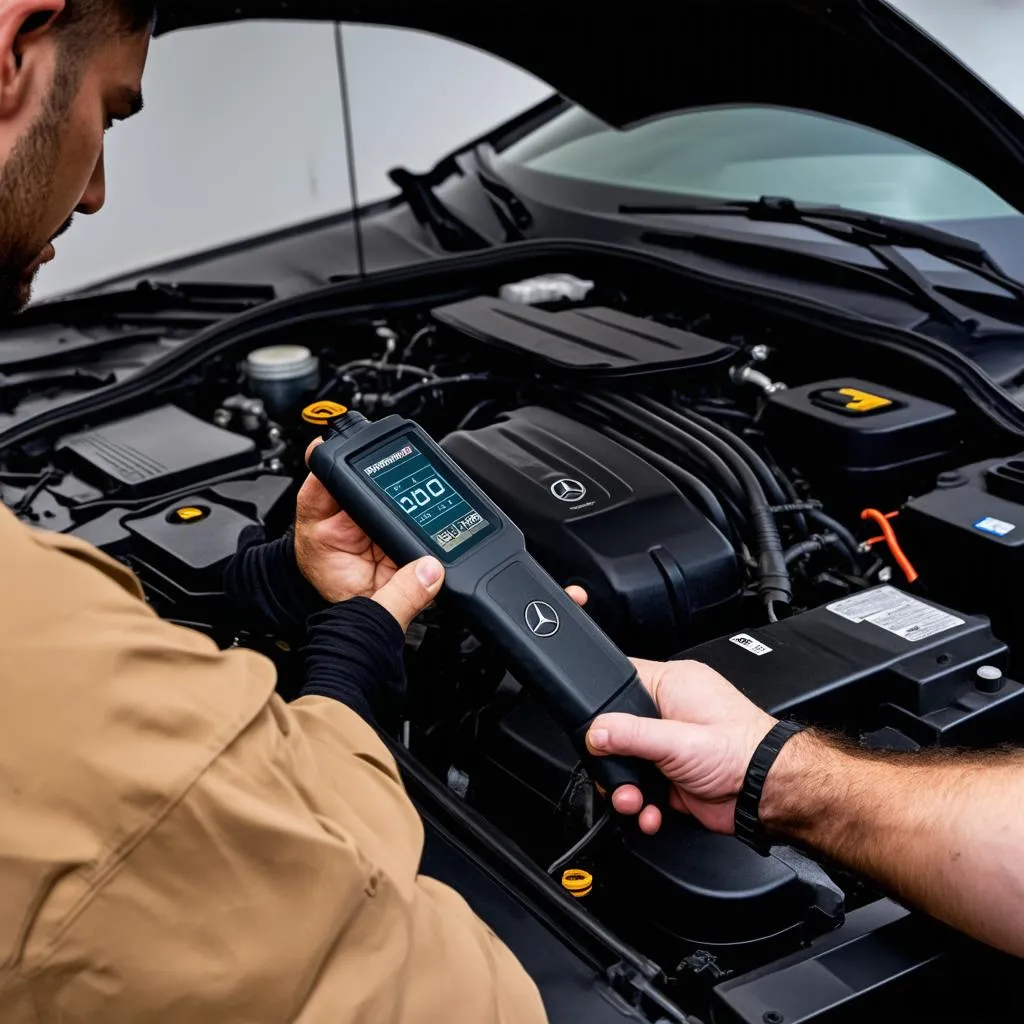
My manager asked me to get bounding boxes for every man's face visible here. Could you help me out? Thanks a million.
[0,13,149,317]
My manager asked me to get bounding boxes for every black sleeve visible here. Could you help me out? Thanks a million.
[224,526,328,636]
[301,597,406,731]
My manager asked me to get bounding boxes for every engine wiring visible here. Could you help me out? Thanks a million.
[861,508,919,583]
[547,810,612,876]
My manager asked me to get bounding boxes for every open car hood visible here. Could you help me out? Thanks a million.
[157,1,1024,216]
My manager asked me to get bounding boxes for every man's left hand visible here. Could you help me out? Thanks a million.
[295,439,401,604]
[295,440,588,620]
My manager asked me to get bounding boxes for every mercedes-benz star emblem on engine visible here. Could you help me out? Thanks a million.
[525,601,561,638]
[551,478,587,503]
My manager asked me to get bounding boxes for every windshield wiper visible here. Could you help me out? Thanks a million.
[621,195,1024,329]
[388,166,486,252]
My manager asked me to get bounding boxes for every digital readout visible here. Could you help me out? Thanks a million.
[360,440,492,555]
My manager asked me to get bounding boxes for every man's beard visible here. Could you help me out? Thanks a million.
[0,87,68,319]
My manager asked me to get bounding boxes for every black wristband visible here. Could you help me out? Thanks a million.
[734,720,806,856]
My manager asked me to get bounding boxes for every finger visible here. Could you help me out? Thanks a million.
[371,556,445,631]
[588,713,694,766]
[638,804,663,835]
[611,785,643,816]
[669,787,689,814]
[305,437,325,465]
[296,471,342,522]
[565,585,588,608]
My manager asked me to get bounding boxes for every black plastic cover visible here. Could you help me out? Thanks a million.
[679,586,1023,748]
[443,407,741,656]
[432,298,735,379]
[56,405,259,497]
[762,379,956,505]
[902,456,1024,660]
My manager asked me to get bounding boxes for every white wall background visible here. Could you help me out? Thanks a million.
[31,4,1024,299]
[34,21,549,298]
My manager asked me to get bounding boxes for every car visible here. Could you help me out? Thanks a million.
[4,2,1024,1021]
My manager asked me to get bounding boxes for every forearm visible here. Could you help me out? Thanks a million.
[302,597,407,732]
[760,731,1024,956]
[224,527,327,635]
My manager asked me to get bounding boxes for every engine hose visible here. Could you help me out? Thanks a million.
[625,396,792,607]
[570,396,749,513]
[667,404,787,504]
[805,509,866,569]
[669,404,811,539]
[599,425,732,539]
[784,532,840,566]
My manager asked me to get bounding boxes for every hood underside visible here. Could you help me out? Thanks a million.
[157,1,1024,216]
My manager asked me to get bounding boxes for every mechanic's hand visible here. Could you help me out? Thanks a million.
[295,439,403,605]
[296,439,587,628]
[586,659,777,836]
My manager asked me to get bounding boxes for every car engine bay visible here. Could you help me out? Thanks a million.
[3,251,1023,1021]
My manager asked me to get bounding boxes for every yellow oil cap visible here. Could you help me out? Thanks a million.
[174,506,206,523]
[302,401,349,426]
[561,869,594,898]
[838,387,893,413]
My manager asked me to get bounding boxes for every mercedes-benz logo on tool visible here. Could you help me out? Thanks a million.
[551,478,587,503]
[525,601,561,638]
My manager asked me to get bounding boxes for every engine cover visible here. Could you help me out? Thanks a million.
[442,407,740,656]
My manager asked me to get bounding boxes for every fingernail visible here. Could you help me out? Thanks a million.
[416,557,443,587]
[589,728,609,750]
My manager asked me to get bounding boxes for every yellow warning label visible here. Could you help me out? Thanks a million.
[838,388,893,413]
[302,401,349,426]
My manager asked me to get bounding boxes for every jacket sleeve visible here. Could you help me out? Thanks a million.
[24,693,545,1024]
[223,526,328,636]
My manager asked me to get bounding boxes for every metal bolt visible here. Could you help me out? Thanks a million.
[267,458,285,474]
[750,344,770,362]
[267,425,283,442]
[763,1013,784,1024]
[213,409,232,428]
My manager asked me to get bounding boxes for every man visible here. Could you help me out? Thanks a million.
[0,3,551,1021]
[586,658,1024,959]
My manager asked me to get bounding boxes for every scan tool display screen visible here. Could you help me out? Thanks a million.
[355,436,497,559]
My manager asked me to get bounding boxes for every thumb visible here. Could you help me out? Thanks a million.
[371,556,445,631]
[587,713,694,767]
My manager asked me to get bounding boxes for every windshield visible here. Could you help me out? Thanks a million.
[497,104,1017,224]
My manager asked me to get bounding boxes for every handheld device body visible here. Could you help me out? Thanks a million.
[309,410,666,804]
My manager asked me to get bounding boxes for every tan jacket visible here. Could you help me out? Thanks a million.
[0,505,545,1023]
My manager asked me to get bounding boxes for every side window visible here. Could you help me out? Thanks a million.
[36,22,549,299]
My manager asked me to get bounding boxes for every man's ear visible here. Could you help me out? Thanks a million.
[0,1,65,121]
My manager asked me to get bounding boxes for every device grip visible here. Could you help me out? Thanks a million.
[573,674,669,810]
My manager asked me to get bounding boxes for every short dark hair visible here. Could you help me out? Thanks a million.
[43,0,154,109]
[59,0,157,35]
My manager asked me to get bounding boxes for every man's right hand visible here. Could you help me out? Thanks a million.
[586,659,779,836]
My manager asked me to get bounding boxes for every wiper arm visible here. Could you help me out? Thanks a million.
[621,195,1024,321]
[388,166,486,252]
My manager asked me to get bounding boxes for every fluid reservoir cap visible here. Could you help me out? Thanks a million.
[561,869,594,898]
[245,345,319,383]
[302,400,349,426]
[975,665,1005,693]
[171,505,208,524]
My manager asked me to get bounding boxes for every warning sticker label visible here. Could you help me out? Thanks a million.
[729,633,773,656]
[827,586,964,643]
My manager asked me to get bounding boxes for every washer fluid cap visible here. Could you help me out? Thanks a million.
[245,345,319,383]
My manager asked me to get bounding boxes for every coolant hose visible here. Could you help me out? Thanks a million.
[628,396,792,608]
